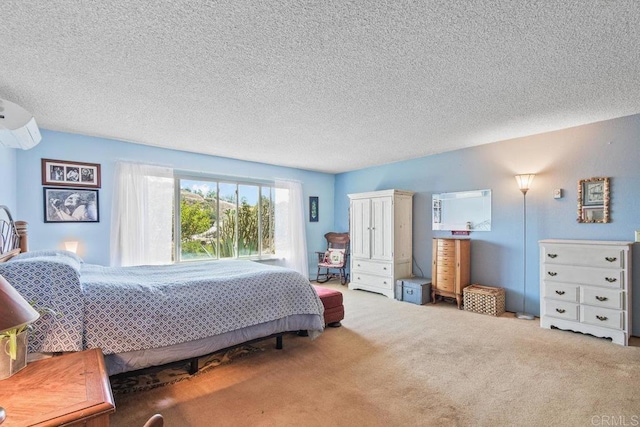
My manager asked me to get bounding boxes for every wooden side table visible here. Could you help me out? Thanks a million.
[0,348,115,426]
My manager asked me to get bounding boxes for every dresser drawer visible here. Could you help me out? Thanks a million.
[438,239,456,249]
[351,272,393,290]
[542,244,627,269]
[435,267,455,291]
[580,286,624,310]
[543,282,578,303]
[436,255,455,267]
[580,306,624,330]
[544,300,579,321]
[351,259,393,277]
[435,277,454,292]
[542,264,624,289]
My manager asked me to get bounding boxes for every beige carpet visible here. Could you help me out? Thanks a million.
[111,283,640,427]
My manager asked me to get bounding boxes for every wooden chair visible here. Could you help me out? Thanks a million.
[316,232,350,285]
[143,414,164,427]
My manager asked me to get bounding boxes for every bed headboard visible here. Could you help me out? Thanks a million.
[0,205,28,262]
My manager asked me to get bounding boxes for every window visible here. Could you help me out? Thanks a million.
[176,176,275,262]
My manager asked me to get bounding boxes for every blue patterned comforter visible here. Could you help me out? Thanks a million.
[0,251,324,355]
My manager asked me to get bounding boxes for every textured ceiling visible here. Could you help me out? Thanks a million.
[1,1,639,174]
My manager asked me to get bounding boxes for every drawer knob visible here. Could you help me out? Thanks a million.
[555,308,566,314]
[547,253,558,259]
[605,257,617,262]
[555,290,565,295]
[605,277,617,283]
[383,267,387,270]
[357,264,361,267]
[595,296,608,302]
[596,315,608,321]
[547,272,558,277]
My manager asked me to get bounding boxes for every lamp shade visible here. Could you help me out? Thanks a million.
[515,174,536,194]
[64,240,79,254]
[0,98,42,150]
[0,275,39,334]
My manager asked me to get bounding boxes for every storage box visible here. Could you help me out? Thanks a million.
[463,284,505,316]
[0,330,28,380]
[395,277,431,305]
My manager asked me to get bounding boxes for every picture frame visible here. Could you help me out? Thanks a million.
[41,158,101,188]
[309,196,319,222]
[577,177,610,223]
[581,179,605,206]
[44,187,99,223]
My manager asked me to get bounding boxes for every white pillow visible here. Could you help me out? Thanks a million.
[326,248,345,265]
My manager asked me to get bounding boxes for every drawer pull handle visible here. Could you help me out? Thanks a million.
[555,290,565,295]
[357,264,361,267]
[605,277,617,283]
[555,308,566,314]
[383,267,387,270]
[547,253,558,258]
[596,315,608,321]
[605,257,617,262]
[595,296,608,302]
[547,272,558,277]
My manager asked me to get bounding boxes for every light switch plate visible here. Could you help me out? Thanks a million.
[553,189,562,199]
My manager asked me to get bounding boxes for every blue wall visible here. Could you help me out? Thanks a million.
[335,114,640,335]
[14,130,335,272]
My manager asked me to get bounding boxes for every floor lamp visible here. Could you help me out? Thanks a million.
[515,174,535,320]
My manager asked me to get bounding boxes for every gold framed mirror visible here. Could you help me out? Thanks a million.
[577,177,610,223]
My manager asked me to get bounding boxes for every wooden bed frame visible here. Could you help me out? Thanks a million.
[0,205,27,263]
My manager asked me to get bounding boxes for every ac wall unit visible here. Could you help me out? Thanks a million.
[0,98,42,149]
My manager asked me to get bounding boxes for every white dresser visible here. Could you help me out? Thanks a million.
[348,189,413,298]
[539,239,633,346]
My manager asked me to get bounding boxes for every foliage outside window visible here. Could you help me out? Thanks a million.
[177,177,275,261]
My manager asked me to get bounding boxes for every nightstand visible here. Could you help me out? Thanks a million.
[0,348,115,426]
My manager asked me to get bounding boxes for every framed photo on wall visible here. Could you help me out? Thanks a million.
[309,196,319,222]
[41,158,101,188]
[577,177,610,223]
[44,187,99,223]
[581,179,605,206]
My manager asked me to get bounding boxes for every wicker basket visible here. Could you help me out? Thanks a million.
[463,284,505,317]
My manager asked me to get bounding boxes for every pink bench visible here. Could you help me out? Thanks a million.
[313,285,344,327]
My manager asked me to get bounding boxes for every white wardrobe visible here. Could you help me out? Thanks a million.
[348,189,414,298]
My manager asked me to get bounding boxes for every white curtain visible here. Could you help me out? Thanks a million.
[275,180,309,278]
[110,162,174,267]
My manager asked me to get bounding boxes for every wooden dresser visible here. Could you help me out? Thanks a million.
[0,348,115,426]
[539,239,632,346]
[431,238,470,309]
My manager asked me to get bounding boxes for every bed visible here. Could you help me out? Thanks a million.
[0,206,324,375]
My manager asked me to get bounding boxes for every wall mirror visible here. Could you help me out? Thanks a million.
[432,189,491,231]
[577,177,610,223]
